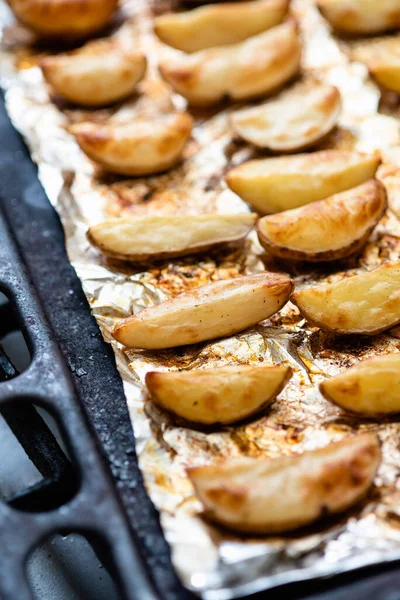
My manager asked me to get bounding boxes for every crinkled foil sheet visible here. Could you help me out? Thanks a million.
[3,0,400,597]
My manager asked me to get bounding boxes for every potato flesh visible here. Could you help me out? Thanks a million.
[41,41,146,107]
[320,354,400,416]
[71,113,193,176]
[88,213,257,261]
[113,272,293,349]
[226,150,380,215]
[188,433,380,534]
[146,365,292,425]
[257,179,387,262]
[231,80,341,151]
[8,0,118,38]
[291,263,400,335]
[154,0,289,53]
[317,0,400,35]
[159,21,301,107]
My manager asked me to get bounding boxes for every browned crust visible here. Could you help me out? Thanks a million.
[256,179,387,263]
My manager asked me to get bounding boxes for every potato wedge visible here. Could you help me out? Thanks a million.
[8,0,118,39]
[113,272,294,349]
[319,354,400,417]
[188,433,380,534]
[88,213,257,262]
[257,180,387,262]
[291,262,400,335]
[320,354,400,417]
[71,113,193,176]
[40,39,146,108]
[159,20,301,107]
[316,0,400,35]
[231,80,341,152]
[146,364,292,425]
[367,46,400,94]
[154,0,289,53]
[226,150,380,215]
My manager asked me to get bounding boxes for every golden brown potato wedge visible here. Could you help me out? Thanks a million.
[231,80,341,152]
[159,20,301,107]
[8,0,118,39]
[316,0,400,35]
[40,39,146,107]
[257,180,387,262]
[71,113,193,176]
[113,272,294,349]
[226,150,380,215]
[320,354,400,417]
[146,364,292,425]
[188,433,380,534]
[291,262,400,335]
[154,0,289,53]
[367,46,400,94]
[88,213,257,262]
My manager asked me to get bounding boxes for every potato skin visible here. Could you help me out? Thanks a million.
[145,364,292,425]
[159,20,301,107]
[154,0,289,53]
[88,214,257,263]
[41,41,146,108]
[320,354,400,417]
[8,0,118,39]
[113,272,294,349]
[71,113,193,176]
[226,150,380,215]
[291,262,400,335]
[188,433,381,534]
[256,179,387,262]
[316,0,400,35]
[231,80,341,153]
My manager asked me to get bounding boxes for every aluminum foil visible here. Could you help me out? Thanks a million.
[2,1,400,597]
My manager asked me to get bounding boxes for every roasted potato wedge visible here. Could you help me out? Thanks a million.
[257,180,387,262]
[367,46,400,94]
[154,0,289,53]
[226,150,380,215]
[146,364,292,425]
[159,20,301,107]
[320,354,400,417]
[188,433,380,534]
[40,39,146,107]
[113,272,294,349]
[8,0,118,39]
[316,0,400,35]
[231,80,341,152]
[88,213,257,262]
[71,113,193,176]
[291,262,400,335]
